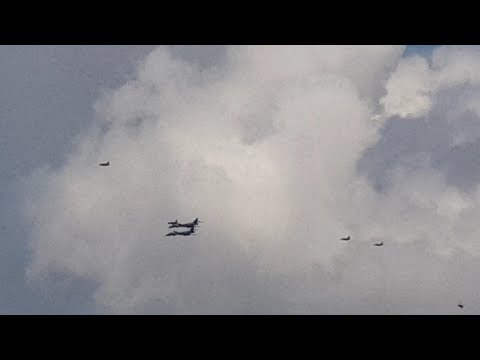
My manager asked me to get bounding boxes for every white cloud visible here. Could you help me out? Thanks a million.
[25,45,480,314]
[381,55,432,118]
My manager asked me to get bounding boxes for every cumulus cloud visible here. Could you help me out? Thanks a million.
[23,45,480,314]
[381,55,432,118]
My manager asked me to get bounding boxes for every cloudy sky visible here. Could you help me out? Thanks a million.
[3,45,480,314]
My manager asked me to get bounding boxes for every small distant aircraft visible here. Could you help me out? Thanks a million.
[340,236,350,241]
[373,241,384,247]
[99,161,110,167]
[458,303,464,309]
[168,218,202,229]
[168,219,178,225]
[165,227,196,237]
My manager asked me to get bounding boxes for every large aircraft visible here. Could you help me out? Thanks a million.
[168,218,202,229]
[165,226,196,237]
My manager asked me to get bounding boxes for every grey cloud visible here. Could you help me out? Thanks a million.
[169,45,227,69]
[14,45,480,314]
[23,46,409,313]
[359,55,480,193]
[0,45,157,313]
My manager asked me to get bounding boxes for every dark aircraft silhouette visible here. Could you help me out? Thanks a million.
[168,218,202,229]
[168,219,178,225]
[373,241,384,247]
[340,236,350,241]
[99,161,110,167]
[458,303,464,309]
[165,227,196,237]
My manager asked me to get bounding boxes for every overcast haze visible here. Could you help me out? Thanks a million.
[3,45,480,314]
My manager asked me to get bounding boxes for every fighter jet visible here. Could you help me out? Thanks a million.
[165,226,196,237]
[99,161,110,167]
[340,236,350,241]
[168,218,202,229]
[373,241,384,247]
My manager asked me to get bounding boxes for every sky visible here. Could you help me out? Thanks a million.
[3,45,480,314]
